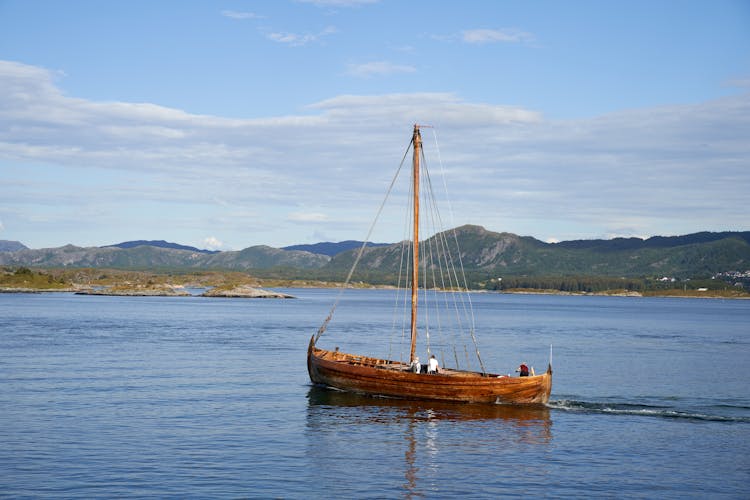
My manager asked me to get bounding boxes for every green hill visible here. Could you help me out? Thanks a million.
[0,243,329,270]
[325,226,750,288]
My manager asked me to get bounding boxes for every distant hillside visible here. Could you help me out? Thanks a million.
[0,240,28,252]
[104,240,219,254]
[553,231,750,252]
[0,244,329,270]
[282,240,391,257]
[196,245,330,270]
[2,228,748,281]
[326,225,750,279]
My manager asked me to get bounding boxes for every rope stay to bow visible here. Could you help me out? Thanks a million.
[314,137,413,344]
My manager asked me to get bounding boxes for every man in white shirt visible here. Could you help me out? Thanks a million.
[427,355,439,374]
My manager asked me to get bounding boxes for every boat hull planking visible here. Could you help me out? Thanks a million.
[307,336,552,405]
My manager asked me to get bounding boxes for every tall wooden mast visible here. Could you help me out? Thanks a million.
[409,124,421,363]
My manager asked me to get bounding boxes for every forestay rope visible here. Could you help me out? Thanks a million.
[313,138,413,344]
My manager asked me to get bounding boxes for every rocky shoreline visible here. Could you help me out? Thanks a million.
[75,285,191,297]
[70,284,295,298]
[200,285,295,298]
[1,286,86,294]
[0,283,744,300]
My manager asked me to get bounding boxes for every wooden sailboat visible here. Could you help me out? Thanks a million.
[307,125,552,404]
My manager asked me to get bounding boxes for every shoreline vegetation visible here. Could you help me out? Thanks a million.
[1,267,748,299]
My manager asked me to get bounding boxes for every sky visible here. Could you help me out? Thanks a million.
[1,0,749,251]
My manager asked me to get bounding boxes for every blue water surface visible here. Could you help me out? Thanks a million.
[0,290,748,498]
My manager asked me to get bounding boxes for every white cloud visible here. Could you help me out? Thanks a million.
[346,61,416,78]
[203,236,224,250]
[603,231,649,241]
[462,28,534,44]
[221,10,264,20]
[266,26,337,46]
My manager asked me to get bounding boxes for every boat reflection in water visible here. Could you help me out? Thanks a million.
[305,387,552,497]
[307,386,552,427]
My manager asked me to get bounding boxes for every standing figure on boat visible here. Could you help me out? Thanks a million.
[427,355,439,374]
[411,357,421,373]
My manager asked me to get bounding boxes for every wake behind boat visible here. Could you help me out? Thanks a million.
[307,125,552,404]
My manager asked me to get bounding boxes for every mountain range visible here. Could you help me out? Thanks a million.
[1,227,749,280]
[0,240,28,252]
[104,240,220,254]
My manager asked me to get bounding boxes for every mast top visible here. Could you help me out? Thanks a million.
[413,123,433,135]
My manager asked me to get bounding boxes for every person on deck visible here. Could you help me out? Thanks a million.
[516,363,529,377]
[427,355,439,374]
[411,357,421,373]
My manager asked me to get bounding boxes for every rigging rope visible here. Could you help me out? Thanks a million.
[430,129,487,374]
[388,174,414,363]
[314,138,413,344]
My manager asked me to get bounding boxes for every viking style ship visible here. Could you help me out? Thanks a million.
[307,125,552,404]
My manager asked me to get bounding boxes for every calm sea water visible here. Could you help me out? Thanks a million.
[1,290,748,498]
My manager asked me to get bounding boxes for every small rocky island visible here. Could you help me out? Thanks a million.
[201,284,295,298]
[74,284,295,298]
[1,268,300,298]
[75,284,191,296]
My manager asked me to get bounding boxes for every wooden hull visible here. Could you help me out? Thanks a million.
[307,336,552,405]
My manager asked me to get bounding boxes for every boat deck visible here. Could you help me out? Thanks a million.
[314,346,504,378]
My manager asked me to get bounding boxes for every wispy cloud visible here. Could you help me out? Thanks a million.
[391,44,416,54]
[726,77,750,89]
[345,61,416,78]
[266,26,337,46]
[307,92,541,125]
[296,0,379,7]
[461,28,534,44]
[288,212,329,223]
[221,10,264,20]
